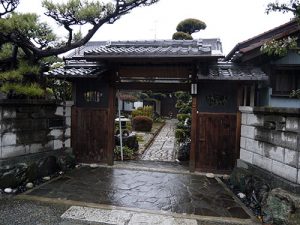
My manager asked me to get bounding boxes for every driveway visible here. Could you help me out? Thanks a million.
[6,164,259,224]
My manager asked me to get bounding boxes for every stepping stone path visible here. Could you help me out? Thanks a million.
[141,119,177,161]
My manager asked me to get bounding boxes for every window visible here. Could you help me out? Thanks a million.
[84,91,103,102]
[272,69,300,96]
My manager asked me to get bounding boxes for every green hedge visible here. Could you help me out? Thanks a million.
[131,106,153,118]
[132,116,153,132]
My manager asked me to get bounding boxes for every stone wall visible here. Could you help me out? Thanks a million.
[239,106,300,184]
[0,100,73,166]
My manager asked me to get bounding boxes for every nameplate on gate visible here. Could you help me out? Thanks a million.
[205,94,228,106]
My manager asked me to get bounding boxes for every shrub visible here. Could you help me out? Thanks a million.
[131,106,153,118]
[132,116,153,132]
[177,114,191,122]
[177,141,190,161]
[114,146,135,160]
[1,83,45,98]
[172,31,193,40]
[175,129,186,143]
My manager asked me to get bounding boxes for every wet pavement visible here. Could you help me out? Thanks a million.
[23,165,251,219]
[141,119,177,161]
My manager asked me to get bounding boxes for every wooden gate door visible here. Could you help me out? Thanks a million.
[72,107,109,163]
[196,113,237,172]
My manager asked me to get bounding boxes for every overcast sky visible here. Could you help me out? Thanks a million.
[18,0,294,55]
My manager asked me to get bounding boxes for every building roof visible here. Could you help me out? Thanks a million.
[46,39,266,82]
[44,61,106,79]
[225,19,300,62]
[198,62,268,81]
[68,39,223,59]
[66,41,108,58]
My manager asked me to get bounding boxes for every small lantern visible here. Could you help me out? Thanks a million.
[191,83,197,95]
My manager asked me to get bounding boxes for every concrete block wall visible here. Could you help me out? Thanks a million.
[55,101,73,149]
[0,100,73,160]
[239,106,300,184]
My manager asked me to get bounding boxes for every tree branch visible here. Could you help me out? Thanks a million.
[0,0,19,18]
[1,0,159,60]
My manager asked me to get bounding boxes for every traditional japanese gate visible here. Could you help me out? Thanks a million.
[47,40,267,172]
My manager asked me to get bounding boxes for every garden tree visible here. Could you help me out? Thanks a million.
[0,0,158,98]
[263,0,300,98]
[172,18,206,40]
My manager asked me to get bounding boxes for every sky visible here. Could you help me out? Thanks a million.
[17,0,294,55]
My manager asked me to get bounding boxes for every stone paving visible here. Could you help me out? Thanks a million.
[23,165,251,219]
[141,119,177,161]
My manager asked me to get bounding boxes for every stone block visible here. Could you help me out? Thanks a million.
[247,114,263,126]
[282,132,298,150]
[284,148,298,168]
[1,145,26,158]
[298,170,300,184]
[65,138,71,148]
[54,140,63,150]
[2,109,16,119]
[46,140,54,149]
[264,115,286,131]
[16,112,29,119]
[239,106,253,113]
[65,117,71,127]
[65,101,74,107]
[263,143,284,163]
[255,128,274,144]
[65,107,71,117]
[65,128,71,136]
[55,106,64,116]
[16,130,48,144]
[240,148,253,164]
[28,143,44,154]
[253,153,272,172]
[1,121,14,132]
[2,133,16,146]
[14,119,48,131]
[272,160,297,183]
[241,113,247,125]
[286,117,299,132]
[240,137,246,149]
[31,110,47,119]
[50,129,64,139]
[241,125,256,139]
[264,115,286,123]
[245,138,262,155]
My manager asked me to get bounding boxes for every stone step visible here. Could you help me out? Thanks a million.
[61,206,257,225]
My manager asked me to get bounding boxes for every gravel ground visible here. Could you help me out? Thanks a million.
[0,197,103,225]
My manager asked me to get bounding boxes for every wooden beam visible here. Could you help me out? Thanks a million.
[116,82,190,92]
[190,95,197,172]
[243,86,247,106]
[235,85,243,164]
[71,106,77,155]
[107,84,116,166]
[119,66,190,78]
[250,85,255,107]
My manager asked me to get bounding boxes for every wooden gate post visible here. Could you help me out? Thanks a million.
[189,95,197,172]
[107,85,116,165]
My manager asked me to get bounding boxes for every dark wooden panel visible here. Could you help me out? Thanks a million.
[119,66,190,78]
[195,113,237,172]
[189,96,197,172]
[117,82,189,92]
[72,107,109,163]
[160,95,178,117]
